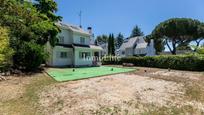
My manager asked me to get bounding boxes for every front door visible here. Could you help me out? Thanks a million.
[94,52,99,57]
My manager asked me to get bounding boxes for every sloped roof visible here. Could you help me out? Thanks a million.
[56,22,90,36]
[136,43,147,49]
[119,36,147,50]
[90,45,103,50]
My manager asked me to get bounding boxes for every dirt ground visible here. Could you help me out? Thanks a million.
[0,67,204,115]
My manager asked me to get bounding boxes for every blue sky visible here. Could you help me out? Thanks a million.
[55,0,204,38]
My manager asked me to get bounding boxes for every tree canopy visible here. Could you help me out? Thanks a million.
[95,35,108,45]
[0,0,61,71]
[145,35,165,54]
[34,0,62,21]
[115,33,124,49]
[151,18,204,54]
[130,25,144,38]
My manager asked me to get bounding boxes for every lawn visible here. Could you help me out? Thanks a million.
[47,66,135,81]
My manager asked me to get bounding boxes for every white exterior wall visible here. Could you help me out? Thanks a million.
[146,40,156,56]
[125,48,133,56]
[134,48,147,55]
[46,24,103,67]
[119,50,126,57]
[52,46,73,66]
[57,29,73,44]
[73,33,90,45]
[74,48,93,66]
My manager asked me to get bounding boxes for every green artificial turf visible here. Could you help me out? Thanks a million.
[47,66,135,81]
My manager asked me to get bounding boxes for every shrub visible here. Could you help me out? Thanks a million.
[0,27,14,72]
[13,42,48,71]
[101,55,122,65]
[102,55,204,71]
[196,47,204,54]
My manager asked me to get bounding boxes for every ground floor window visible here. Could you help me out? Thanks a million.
[60,52,68,58]
[122,51,125,55]
[79,52,91,59]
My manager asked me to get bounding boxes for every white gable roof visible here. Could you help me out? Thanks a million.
[119,37,138,50]
[120,36,147,50]
[56,22,90,36]
[136,43,147,49]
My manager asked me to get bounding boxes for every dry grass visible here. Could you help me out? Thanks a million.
[150,72,204,103]
[185,82,204,103]
[0,67,204,115]
[0,73,56,115]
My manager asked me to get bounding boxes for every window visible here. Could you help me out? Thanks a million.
[122,51,125,55]
[60,52,67,58]
[80,37,85,44]
[79,52,90,59]
[58,36,64,43]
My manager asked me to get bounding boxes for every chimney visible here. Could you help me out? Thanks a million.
[150,39,154,46]
[88,27,95,45]
[87,27,92,34]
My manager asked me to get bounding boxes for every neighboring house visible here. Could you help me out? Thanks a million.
[118,36,155,57]
[46,22,103,67]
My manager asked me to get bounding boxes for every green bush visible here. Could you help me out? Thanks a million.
[13,42,48,71]
[0,27,14,72]
[102,55,204,71]
[196,47,204,54]
[101,55,122,65]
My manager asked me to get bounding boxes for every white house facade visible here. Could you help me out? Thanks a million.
[46,23,102,67]
[118,36,156,57]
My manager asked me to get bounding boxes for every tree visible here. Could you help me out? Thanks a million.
[0,27,14,66]
[34,0,62,21]
[95,35,108,45]
[34,0,61,46]
[0,0,61,71]
[130,25,144,37]
[176,42,192,51]
[193,23,204,51]
[151,18,204,55]
[111,34,115,55]
[146,35,165,54]
[115,33,124,49]
[108,34,115,55]
[13,42,48,71]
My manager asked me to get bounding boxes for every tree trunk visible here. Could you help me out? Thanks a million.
[165,38,176,55]
[171,39,177,55]
[194,39,202,52]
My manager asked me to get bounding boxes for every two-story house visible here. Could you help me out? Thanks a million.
[46,23,102,67]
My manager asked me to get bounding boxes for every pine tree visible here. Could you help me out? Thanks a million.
[108,34,115,55]
[116,33,124,49]
[108,34,112,55]
[130,25,144,38]
[111,34,115,55]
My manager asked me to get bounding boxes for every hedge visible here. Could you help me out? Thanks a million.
[102,55,204,71]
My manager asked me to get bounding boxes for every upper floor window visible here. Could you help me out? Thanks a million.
[80,37,85,44]
[58,36,64,43]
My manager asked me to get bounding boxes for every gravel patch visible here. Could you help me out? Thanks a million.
[39,74,183,115]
